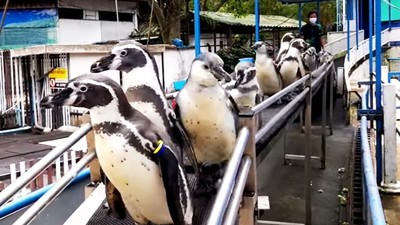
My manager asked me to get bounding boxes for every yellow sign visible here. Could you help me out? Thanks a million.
[49,67,68,80]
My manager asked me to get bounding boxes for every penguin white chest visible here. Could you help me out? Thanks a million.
[178,87,237,164]
[94,133,172,224]
[228,89,256,107]
[255,59,281,95]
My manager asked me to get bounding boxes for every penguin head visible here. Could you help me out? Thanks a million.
[252,41,274,56]
[289,39,310,53]
[40,73,122,110]
[234,67,257,88]
[234,61,254,80]
[281,32,297,43]
[189,52,231,86]
[317,50,333,66]
[91,40,151,73]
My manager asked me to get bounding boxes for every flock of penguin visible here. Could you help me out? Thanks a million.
[39,32,333,225]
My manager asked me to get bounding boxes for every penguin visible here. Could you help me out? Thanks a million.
[277,38,310,88]
[90,41,198,216]
[253,41,283,99]
[40,73,193,225]
[224,66,259,108]
[221,60,254,89]
[275,32,298,63]
[302,46,318,72]
[175,52,240,195]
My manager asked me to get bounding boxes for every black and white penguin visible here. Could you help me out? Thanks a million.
[253,41,283,98]
[302,46,318,72]
[275,32,298,63]
[277,38,310,88]
[175,52,240,195]
[40,73,193,225]
[224,67,259,107]
[90,41,198,216]
[221,60,254,88]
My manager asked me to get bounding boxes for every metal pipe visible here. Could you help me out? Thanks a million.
[194,0,201,56]
[369,0,373,74]
[355,0,359,50]
[346,0,350,61]
[254,0,260,42]
[256,88,308,142]
[360,0,363,34]
[389,0,392,30]
[0,123,92,207]
[207,127,250,225]
[304,76,312,225]
[222,156,252,225]
[376,0,383,185]
[13,152,96,225]
[0,126,31,135]
[0,0,10,35]
[252,75,310,114]
[360,87,386,225]
[115,0,120,39]
[0,168,90,218]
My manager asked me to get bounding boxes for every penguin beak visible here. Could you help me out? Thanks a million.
[90,54,116,73]
[40,88,74,108]
[211,66,231,82]
[234,72,244,88]
[251,43,261,50]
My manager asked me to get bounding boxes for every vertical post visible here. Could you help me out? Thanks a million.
[255,0,260,42]
[114,0,120,39]
[381,84,400,192]
[298,3,302,32]
[389,0,392,30]
[376,0,383,185]
[355,0,359,50]
[321,71,327,169]
[304,76,312,225]
[238,109,258,225]
[317,0,320,23]
[81,114,101,184]
[346,0,350,61]
[194,0,201,57]
[359,0,363,35]
[329,66,334,135]
[368,0,374,113]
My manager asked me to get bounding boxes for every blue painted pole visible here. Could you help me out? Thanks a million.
[355,0,359,49]
[0,168,90,218]
[298,3,302,32]
[255,0,260,42]
[389,0,392,30]
[359,0,363,34]
[346,0,350,61]
[375,0,383,185]
[194,0,201,57]
[369,0,373,73]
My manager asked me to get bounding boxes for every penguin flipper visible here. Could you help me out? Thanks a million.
[155,144,186,225]
[225,91,241,133]
[171,102,200,175]
[100,168,127,220]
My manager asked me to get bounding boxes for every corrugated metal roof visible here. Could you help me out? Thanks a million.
[198,11,305,29]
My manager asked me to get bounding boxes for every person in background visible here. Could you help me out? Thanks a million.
[300,10,325,52]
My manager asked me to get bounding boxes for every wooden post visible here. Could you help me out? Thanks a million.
[81,113,101,183]
[238,108,257,225]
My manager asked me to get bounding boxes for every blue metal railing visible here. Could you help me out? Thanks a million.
[360,87,386,225]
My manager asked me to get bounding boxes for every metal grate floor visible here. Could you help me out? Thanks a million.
[86,173,215,225]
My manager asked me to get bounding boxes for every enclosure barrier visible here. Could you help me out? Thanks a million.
[360,87,386,225]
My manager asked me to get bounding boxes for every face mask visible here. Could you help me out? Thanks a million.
[309,18,317,24]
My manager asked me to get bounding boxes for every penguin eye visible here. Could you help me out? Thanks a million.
[120,50,128,57]
[203,65,209,70]
[79,85,88,92]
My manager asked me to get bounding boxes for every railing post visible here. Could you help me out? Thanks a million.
[81,113,101,197]
[380,83,400,193]
[238,108,257,225]
[321,70,327,170]
[328,66,334,135]
[304,75,312,225]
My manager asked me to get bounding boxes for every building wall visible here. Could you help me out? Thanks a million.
[188,33,228,53]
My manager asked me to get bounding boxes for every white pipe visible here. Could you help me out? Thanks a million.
[18,57,25,126]
[10,57,15,124]
[0,52,4,112]
[0,126,31,135]
[115,0,120,39]
[13,58,21,126]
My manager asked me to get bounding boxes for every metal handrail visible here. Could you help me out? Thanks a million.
[222,155,252,225]
[0,123,92,207]
[251,75,310,114]
[256,88,309,142]
[207,127,250,225]
[360,87,386,225]
[13,151,96,225]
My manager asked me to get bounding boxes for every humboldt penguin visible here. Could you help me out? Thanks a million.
[253,41,283,99]
[221,60,254,89]
[224,66,259,107]
[302,46,318,72]
[90,41,198,216]
[40,73,193,225]
[175,52,240,195]
[277,38,310,88]
[275,32,298,63]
